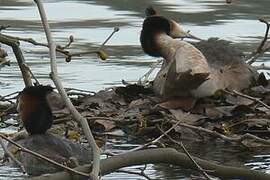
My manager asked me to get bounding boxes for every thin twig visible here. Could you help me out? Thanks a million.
[0,137,26,173]
[0,91,19,100]
[115,169,152,180]
[1,33,72,58]
[232,90,270,110]
[167,118,270,146]
[0,96,16,104]
[58,35,74,49]
[256,18,270,54]
[65,27,119,62]
[0,25,10,31]
[253,63,270,70]
[34,1,100,179]
[65,87,96,94]
[158,127,214,180]
[222,89,270,110]
[138,59,163,85]
[0,134,89,177]
[129,118,184,152]
[247,18,270,65]
[100,27,119,48]
[22,63,40,85]
[1,26,118,63]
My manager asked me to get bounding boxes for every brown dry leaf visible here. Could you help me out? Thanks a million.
[251,85,270,95]
[9,146,19,155]
[95,137,106,147]
[81,111,95,117]
[215,106,236,116]
[47,91,66,111]
[257,107,270,115]
[129,98,151,109]
[104,129,125,137]
[157,97,197,111]
[169,109,206,125]
[95,119,116,132]
[245,118,270,128]
[225,94,254,106]
[0,47,7,58]
[262,94,270,105]
[205,107,224,119]
[241,139,270,148]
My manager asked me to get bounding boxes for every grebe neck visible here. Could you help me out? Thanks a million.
[155,33,177,62]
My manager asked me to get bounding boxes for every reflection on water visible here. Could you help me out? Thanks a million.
[1,0,270,179]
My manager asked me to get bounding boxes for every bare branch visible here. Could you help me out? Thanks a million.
[34,0,100,179]
[0,34,32,86]
[1,26,118,63]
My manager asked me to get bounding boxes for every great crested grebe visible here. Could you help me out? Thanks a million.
[140,7,258,98]
[17,85,54,135]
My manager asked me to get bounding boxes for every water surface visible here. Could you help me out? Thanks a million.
[0,0,270,179]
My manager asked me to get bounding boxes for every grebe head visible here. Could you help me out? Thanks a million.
[145,6,157,17]
[17,85,54,135]
[140,15,192,57]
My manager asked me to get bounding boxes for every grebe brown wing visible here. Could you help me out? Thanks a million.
[192,38,259,91]
[153,40,212,97]
[192,38,244,66]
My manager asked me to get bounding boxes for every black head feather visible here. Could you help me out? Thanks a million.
[20,85,53,97]
[145,6,157,17]
[140,16,171,57]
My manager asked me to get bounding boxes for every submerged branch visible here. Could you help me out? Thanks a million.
[29,148,270,180]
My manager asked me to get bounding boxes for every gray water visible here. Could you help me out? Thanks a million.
[0,0,270,179]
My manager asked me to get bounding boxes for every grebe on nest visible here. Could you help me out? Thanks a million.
[140,7,259,98]
[17,85,54,135]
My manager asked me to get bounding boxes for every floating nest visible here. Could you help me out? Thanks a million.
[1,82,270,176]
[62,82,270,148]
